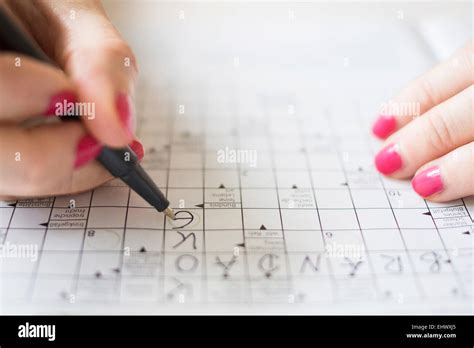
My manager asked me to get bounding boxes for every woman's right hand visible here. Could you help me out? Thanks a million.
[0,0,144,200]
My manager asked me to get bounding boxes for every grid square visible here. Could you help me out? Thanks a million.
[205,230,245,252]
[276,170,312,188]
[37,252,80,275]
[126,208,164,229]
[323,229,364,248]
[363,229,404,250]
[88,207,127,229]
[166,209,203,230]
[168,188,203,209]
[271,136,304,152]
[205,188,240,208]
[206,253,246,278]
[9,208,51,229]
[315,189,353,209]
[165,230,203,251]
[386,188,426,209]
[278,189,316,209]
[124,228,164,252]
[170,152,203,169]
[347,171,383,189]
[393,209,436,229]
[243,209,281,230]
[285,230,325,251]
[357,209,398,229]
[273,153,307,169]
[4,228,45,249]
[205,169,239,188]
[308,153,341,170]
[402,229,444,250]
[311,171,347,188]
[43,229,84,251]
[281,210,321,230]
[241,189,278,208]
[205,209,242,230]
[319,210,359,230]
[438,227,473,250]
[206,150,238,169]
[79,251,121,278]
[351,189,390,208]
[0,208,13,228]
[240,170,275,188]
[83,228,124,251]
[168,170,203,188]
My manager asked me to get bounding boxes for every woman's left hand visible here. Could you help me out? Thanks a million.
[372,41,473,202]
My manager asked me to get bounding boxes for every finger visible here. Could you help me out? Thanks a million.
[0,122,110,197]
[374,85,473,178]
[65,39,138,148]
[411,142,474,202]
[0,121,145,197]
[0,53,76,121]
[7,0,138,148]
[372,41,474,139]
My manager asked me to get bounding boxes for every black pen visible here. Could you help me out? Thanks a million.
[0,6,175,219]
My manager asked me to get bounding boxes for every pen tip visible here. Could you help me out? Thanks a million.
[164,207,175,220]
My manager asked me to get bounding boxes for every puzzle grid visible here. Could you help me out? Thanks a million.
[0,80,472,313]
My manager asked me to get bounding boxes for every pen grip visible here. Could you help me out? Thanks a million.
[96,146,138,178]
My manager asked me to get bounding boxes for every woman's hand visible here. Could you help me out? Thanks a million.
[372,41,473,202]
[0,0,143,199]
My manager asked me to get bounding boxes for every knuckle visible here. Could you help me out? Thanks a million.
[61,38,138,75]
[425,112,457,153]
[103,39,139,73]
[416,78,440,108]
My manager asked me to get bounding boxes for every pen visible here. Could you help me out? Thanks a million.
[0,6,175,220]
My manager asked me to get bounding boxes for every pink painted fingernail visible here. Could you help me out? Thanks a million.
[44,91,77,116]
[375,143,402,175]
[116,93,134,137]
[372,114,397,139]
[74,135,102,169]
[412,166,444,198]
[130,139,145,161]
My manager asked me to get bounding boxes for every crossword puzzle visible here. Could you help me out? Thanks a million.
[0,80,472,314]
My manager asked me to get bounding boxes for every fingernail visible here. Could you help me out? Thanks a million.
[130,139,145,160]
[372,114,397,139]
[116,93,134,137]
[412,166,444,198]
[74,135,102,169]
[375,143,403,175]
[45,91,77,116]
